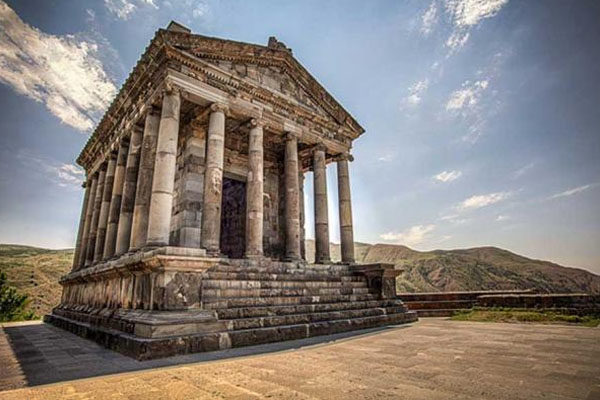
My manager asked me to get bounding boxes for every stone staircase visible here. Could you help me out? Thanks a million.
[199,261,417,349]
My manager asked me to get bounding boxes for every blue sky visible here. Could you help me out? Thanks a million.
[0,0,599,274]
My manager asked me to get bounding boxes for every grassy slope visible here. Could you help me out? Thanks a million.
[0,244,72,317]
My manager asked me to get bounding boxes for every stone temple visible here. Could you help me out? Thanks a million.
[45,21,417,360]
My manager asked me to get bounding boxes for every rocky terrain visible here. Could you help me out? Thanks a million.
[305,240,600,294]
[1,241,599,317]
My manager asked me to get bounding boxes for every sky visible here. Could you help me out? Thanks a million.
[0,0,599,274]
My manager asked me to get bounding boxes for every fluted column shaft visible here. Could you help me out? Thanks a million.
[104,140,129,259]
[284,133,301,260]
[86,166,106,265]
[245,120,264,258]
[299,171,306,260]
[201,104,226,254]
[73,179,93,270]
[313,146,330,263]
[130,109,160,250]
[72,182,91,270]
[116,127,143,255]
[337,155,355,264]
[94,154,116,262]
[147,89,181,247]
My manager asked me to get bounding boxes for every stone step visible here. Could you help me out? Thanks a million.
[203,271,366,283]
[216,299,407,319]
[224,306,409,330]
[201,279,369,290]
[202,293,382,309]
[45,309,418,360]
[201,287,374,299]
[225,311,419,349]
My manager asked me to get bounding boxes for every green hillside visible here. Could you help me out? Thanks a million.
[0,244,72,317]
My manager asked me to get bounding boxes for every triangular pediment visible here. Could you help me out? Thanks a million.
[160,29,364,137]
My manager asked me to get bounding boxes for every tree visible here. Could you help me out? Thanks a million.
[0,271,36,322]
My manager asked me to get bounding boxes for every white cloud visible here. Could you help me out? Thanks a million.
[380,224,436,247]
[513,162,535,179]
[458,191,510,210]
[17,150,85,188]
[0,1,117,132]
[446,80,489,111]
[434,170,462,182]
[549,184,596,200]
[104,0,158,20]
[446,0,509,27]
[420,2,438,36]
[378,154,394,162]
[402,79,429,108]
[496,214,509,222]
[445,0,509,51]
[445,79,496,143]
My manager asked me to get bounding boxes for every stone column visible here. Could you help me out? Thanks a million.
[130,108,160,250]
[104,139,129,259]
[95,153,117,262]
[78,176,98,269]
[299,171,306,261]
[284,133,301,260]
[72,181,91,271]
[146,89,181,247]
[245,119,264,258]
[201,103,227,254]
[337,154,355,264]
[115,126,143,255]
[313,145,330,264]
[86,165,106,265]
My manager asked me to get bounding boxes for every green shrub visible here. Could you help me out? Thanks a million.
[0,271,37,322]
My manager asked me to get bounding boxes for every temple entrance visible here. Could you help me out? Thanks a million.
[220,177,246,258]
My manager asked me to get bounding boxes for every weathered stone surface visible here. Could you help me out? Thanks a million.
[147,90,181,246]
[95,154,117,261]
[201,105,226,254]
[313,146,330,263]
[337,155,354,264]
[115,127,143,255]
[86,166,105,265]
[130,109,160,250]
[104,139,129,259]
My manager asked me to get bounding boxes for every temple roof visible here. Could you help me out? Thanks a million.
[78,21,364,169]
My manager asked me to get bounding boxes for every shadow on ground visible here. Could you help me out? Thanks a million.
[0,321,410,389]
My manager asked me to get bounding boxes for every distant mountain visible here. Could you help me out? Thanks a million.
[305,240,600,294]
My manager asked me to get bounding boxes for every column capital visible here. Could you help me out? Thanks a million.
[336,152,354,162]
[284,131,299,141]
[313,143,328,154]
[162,80,181,97]
[210,102,229,114]
[249,118,266,129]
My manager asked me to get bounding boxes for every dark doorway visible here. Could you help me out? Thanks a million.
[220,177,246,258]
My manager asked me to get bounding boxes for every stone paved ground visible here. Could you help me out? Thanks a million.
[0,319,599,400]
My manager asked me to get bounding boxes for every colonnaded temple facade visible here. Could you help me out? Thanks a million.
[46,22,416,359]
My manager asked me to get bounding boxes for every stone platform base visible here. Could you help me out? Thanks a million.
[46,252,417,360]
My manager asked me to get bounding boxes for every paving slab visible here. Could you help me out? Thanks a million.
[0,319,599,399]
